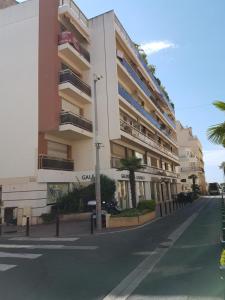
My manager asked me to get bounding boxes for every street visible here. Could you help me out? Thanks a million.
[0,197,223,300]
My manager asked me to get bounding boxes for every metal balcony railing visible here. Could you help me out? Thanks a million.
[119,58,153,100]
[114,14,174,112]
[61,111,93,132]
[59,0,88,28]
[58,32,90,62]
[38,155,74,171]
[120,119,178,161]
[111,157,178,178]
[118,85,177,143]
[118,85,161,130]
[60,69,91,97]
[118,59,175,129]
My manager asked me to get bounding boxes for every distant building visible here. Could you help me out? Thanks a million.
[176,121,207,194]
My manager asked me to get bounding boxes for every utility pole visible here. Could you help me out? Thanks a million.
[93,74,103,231]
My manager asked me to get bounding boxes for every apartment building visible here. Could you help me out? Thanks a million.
[0,0,180,224]
[176,121,207,194]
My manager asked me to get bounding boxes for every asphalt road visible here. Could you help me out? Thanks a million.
[0,197,223,300]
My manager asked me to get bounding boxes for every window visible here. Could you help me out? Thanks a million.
[135,152,144,164]
[47,141,68,160]
[111,143,126,158]
[151,157,158,168]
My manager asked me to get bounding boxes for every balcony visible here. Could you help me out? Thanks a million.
[38,155,74,171]
[59,69,91,103]
[58,32,90,70]
[58,0,89,41]
[118,85,176,143]
[114,14,174,113]
[120,119,179,163]
[111,157,178,178]
[163,112,176,129]
[61,111,93,132]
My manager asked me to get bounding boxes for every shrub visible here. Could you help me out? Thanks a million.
[137,200,156,212]
[113,209,144,217]
[41,213,55,223]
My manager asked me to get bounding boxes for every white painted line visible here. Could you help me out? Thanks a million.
[103,204,206,300]
[10,237,79,242]
[0,264,17,272]
[133,251,158,256]
[0,244,98,250]
[0,252,42,259]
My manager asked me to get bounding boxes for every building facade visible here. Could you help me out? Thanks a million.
[0,0,180,225]
[176,121,207,194]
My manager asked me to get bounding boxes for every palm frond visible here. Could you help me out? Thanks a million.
[213,101,225,112]
[117,157,144,172]
[207,122,225,144]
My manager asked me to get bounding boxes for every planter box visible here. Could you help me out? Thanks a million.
[108,211,155,228]
[59,212,91,222]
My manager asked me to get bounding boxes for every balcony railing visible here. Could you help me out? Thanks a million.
[111,157,178,178]
[118,85,161,130]
[118,85,177,144]
[120,119,178,161]
[119,58,153,100]
[163,112,176,129]
[61,111,93,132]
[38,155,74,171]
[59,32,90,62]
[59,0,88,28]
[114,15,174,112]
[60,69,91,96]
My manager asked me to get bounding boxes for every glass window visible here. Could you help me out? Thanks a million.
[135,152,144,164]
[117,181,129,209]
[137,181,145,201]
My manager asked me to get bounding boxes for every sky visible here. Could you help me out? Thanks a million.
[19,0,225,183]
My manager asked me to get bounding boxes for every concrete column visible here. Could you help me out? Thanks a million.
[145,181,151,200]
[167,182,172,200]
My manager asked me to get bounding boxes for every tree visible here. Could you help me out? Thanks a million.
[117,157,144,208]
[219,162,225,181]
[188,174,198,193]
[207,101,225,145]
[134,43,156,75]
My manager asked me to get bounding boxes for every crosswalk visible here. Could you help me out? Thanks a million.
[0,237,98,272]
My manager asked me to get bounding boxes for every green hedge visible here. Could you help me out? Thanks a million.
[113,200,156,218]
[137,200,156,211]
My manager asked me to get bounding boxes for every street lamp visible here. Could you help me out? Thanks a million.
[93,74,103,231]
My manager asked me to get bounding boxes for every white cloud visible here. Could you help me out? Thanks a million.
[140,40,176,55]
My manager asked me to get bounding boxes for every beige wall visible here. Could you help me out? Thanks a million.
[89,11,120,170]
[0,0,39,181]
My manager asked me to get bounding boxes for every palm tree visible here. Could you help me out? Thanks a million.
[219,162,225,182]
[188,174,198,193]
[118,157,144,208]
[207,101,225,145]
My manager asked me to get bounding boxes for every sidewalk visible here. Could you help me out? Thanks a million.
[0,201,192,239]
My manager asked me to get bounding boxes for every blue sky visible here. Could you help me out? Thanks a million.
[20,0,225,182]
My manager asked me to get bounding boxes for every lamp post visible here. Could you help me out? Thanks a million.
[93,74,103,231]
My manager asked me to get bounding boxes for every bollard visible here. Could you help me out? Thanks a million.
[90,214,94,234]
[159,203,162,217]
[0,217,2,236]
[26,217,30,237]
[56,214,60,237]
[165,202,167,215]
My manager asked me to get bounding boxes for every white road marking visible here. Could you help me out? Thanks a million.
[0,244,98,250]
[0,264,17,272]
[0,252,42,259]
[10,237,79,242]
[133,251,158,256]
[103,204,205,300]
